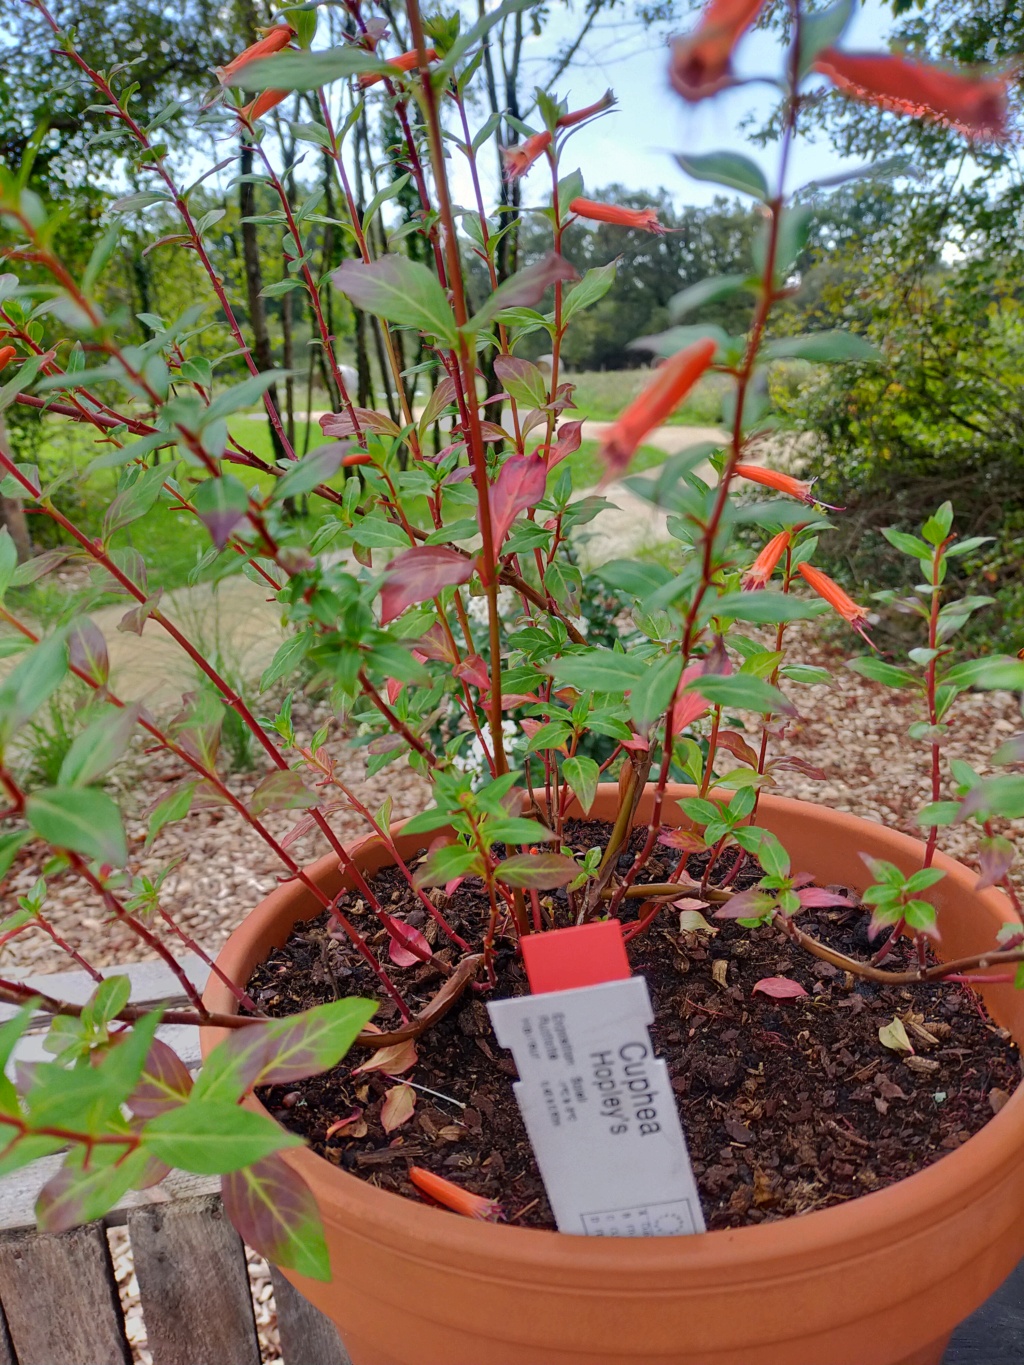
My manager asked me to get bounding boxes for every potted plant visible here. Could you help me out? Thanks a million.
[0,0,1022,1362]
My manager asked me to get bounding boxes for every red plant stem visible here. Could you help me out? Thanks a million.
[34,913,104,983]
[406,0,509,776]
[0,976,259,1030]
[157,908,258,1013]
[608,45,801,907]
[357,671,439,768]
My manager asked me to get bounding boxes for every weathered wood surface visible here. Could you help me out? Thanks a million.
[0,1223,130,1365]
[945,1259,1024,1363]
[128,1195,261,1365]
[270,1266,353,1365]
[0,1156,218,1234]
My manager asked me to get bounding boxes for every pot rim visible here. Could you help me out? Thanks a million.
[203,787,1024,1273]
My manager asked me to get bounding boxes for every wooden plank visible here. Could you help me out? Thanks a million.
[0,1155,218,1233]
[0,1222,131,1365]
[270,1266,352,1365]
[0,1302,16,1365]
[128,1194,260,1365]
[945,1258,1024,1363]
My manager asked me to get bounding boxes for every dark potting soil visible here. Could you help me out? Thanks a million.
[247,819,1022,1232]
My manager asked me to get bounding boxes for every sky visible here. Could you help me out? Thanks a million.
[445,0,896,210]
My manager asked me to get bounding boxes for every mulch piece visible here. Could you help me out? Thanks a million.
[249,818,1022,1232]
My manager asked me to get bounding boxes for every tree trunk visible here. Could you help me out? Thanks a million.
[238,139,287,465]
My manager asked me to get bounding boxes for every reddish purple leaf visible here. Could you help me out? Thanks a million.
[129,1037,194,1120]
[659,827,706,854]
[67,618,109,687]
[496,851,580,890]
[489,453,547,548]
[715,887,775,919]
[770,755,829,781]
[221,1154,330,1281]
[547,420,584,468]
[380,546,474,624]
[249,770,317,817]
[717,730,759,768]
[493,354,548,408]
[476,252,579,326]
[797,887,854,908]
[752,976,809,1000]
[416,622,459,664]
[977,835,1015,890]
[454,654,492,691]
[320,408,402,438]
[381,912,432,967]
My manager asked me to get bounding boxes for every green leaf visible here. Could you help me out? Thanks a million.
[413,843,483,888]
[260,632,311,693]
[145,1101,302,1175]
[223,47,386,89]
[593,559,673,599]
[904,867,945,894]
[846,658,919,688]
[59,704,141,787]
[562,755,600,815]
[0,633,68,745]
[26,787,128,866]
[881,527,932,561]
[0,830,30,882]
[0,528,17,599]
[332,257,456,345]
[561,261,617,325]
[689,673,793,715]
[104,464,168,537]
[485,817,556,846]
[669,274,752,322]
[943,657,1024,691]
[81,976,132,1032]
[361,175,411,234]
[248,770,317,817]
[496,852,579,890]
[547,649,646,694]
[272,445,347,503]
[797,0,855,75]
[713,592,823,624]
[764,332,881,363]
[195,998,376,1105]
[434,0,537,76]
[679,797,721,827]
[222,1154,329,1281]
[675,150,769,201]
[204,372,289,425]
[629,654,682,733]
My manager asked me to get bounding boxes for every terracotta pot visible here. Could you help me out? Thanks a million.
[203,787,1024,1365]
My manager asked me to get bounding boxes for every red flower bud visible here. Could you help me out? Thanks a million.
[600,337,717,477]
[670,0,767,103]
[238,89,288,123]
[218,26,295,83]
[359,47,438,89]
[568,197,665,234]
[797,562,870,639]
[814,49,1008,140]
[556,89,616,128]
[0,346,16,374]
[743,530,790,590]
[501,131,553,180]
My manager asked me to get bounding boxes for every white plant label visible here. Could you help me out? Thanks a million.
[488,976,706,1237]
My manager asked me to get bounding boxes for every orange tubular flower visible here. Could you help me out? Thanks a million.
[670,0,767,102]
[557,89,616,128]
[358,47,438,88]
[734,463,816,503]
[798,562,870,638]
[814,49,1008,140]
[601,337,718,478]
[238,89,288,122]
[743,530,790,590]
[218,25,295,83]
[0,346,16,373]
[569,197,665,234]
[409,1167,503,1222]
[502,131,553,180]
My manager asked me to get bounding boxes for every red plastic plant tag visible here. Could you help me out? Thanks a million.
[520,919,631,995]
